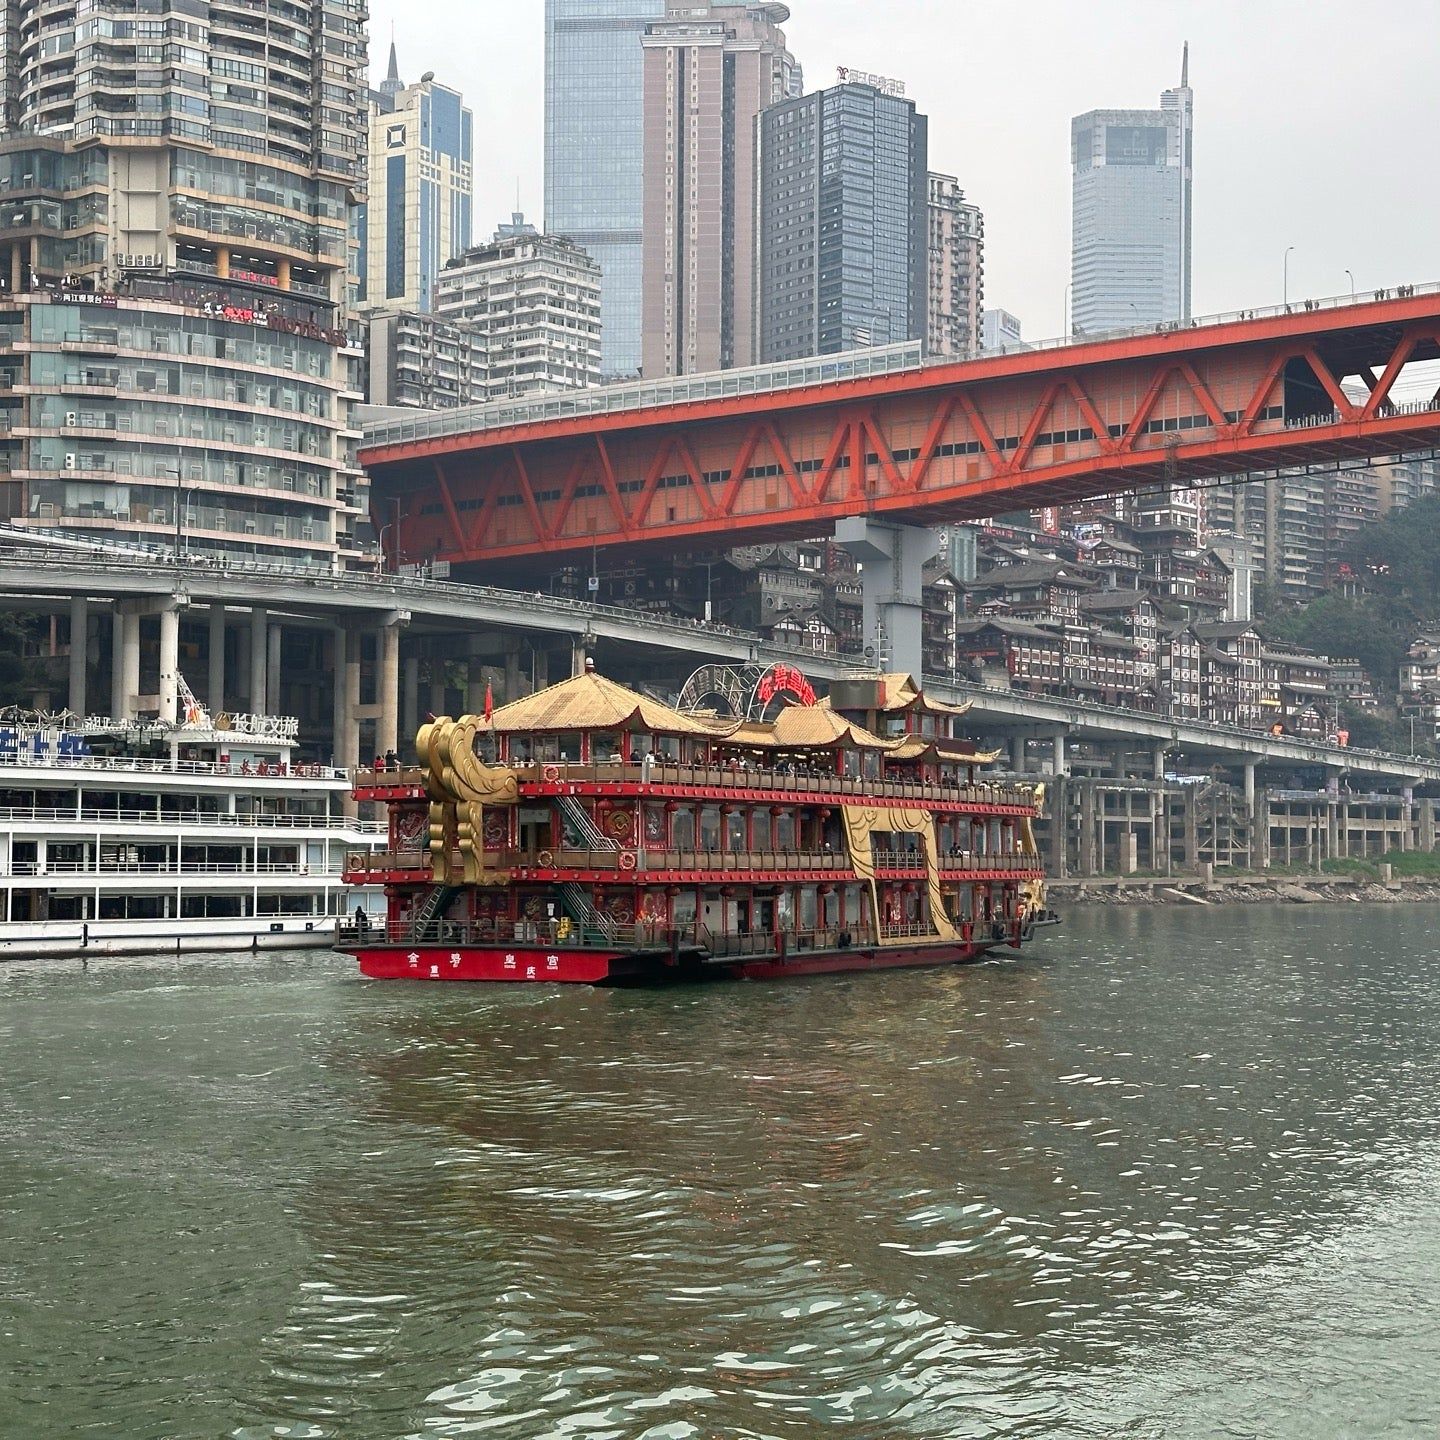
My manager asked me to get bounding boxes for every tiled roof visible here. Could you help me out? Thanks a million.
[480,671,730,737]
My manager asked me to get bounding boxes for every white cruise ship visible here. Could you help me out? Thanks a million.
[0,700,383,960]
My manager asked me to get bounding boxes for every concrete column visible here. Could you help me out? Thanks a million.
[834,516,941,680]
[332,625,359,768]
[121,605,140,722]
[466,660,487,715]
[504,646,523,702]
[402,656,420,740]
[1242,761,1257,809]
[1010,736,1026,774]
[67,594,88,717]
[1421,798,1437,854]
[428,671,447,721]
[378,620,400,759]
[1079,783,1098,876]
[1051,730,1068,777]
[158,601,180,726]
[532,649,549,692]
[571,637,588,678]
[110,603,126,719]
[207,604,226,717]
[1153,746,1168,781]
[267,623,283,715]
[249,608,268,715]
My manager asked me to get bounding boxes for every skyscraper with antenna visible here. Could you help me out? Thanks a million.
[1070,46,1194,335]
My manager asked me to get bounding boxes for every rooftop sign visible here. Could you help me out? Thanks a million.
[837,66,905,97]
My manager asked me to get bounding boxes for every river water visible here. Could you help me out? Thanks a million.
[3,905,1439,1439]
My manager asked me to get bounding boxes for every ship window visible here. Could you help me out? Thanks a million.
[672,808,695,849]
[556,733,582,763]
[590,731,620,762]
[799,888,818,929]
[699,806,721,850]
[751,810,772,848]
[726,812,746,852]
[671,890,696,929]
[775,813,795,849]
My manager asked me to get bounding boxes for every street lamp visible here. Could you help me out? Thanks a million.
[1283,246,1295,307]
[1345,269,1356,301]
[174,483,198,561]
[377,522,393,574]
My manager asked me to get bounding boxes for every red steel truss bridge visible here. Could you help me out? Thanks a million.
[362,286,1440,577]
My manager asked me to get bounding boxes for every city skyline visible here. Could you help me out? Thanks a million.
[366,0,1439,339]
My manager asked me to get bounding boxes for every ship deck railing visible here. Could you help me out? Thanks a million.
[0,754,344,780]
[347,848,1046,878]
[0,805,383,832]
[8,859,349,877]
[355,760,1036,811]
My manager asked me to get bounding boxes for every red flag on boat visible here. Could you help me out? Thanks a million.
[483,680,493,720]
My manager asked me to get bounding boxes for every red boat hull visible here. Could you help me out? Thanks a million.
[345,938,1015,985]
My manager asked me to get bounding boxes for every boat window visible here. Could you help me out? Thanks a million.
[726,812,746,852]
[699,806,721,850]
[751,810,772,848]
[590,731,620,762]
[672,808,695,849]
[775,812,795,849]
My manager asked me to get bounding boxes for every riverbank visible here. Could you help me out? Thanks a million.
[1052,874,1440,906]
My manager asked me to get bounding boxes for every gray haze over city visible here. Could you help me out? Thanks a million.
[367,0,1433,338]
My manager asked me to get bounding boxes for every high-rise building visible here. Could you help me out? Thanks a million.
[981,308,1025,352]
[544,0,664,381]
[926,173,983,360]
[1071,47,1193,335]
[361,51,473,313]
[436,216,602,401]
[365,310,487,410]
[641,2,800,377]
[757,81,928,363]
[0,1,372,569]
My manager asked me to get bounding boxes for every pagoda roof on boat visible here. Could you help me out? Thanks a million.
[888,734,1003,765]
[729,703,895,752]
[848,673,974,717]
[477,671,733,738]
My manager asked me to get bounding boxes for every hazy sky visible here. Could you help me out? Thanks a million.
[366,0,1434,341]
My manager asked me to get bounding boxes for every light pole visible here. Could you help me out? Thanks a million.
[377,522,392,573]
[174,484,198,561]
[1345,268,1356,301]
[1283,246,1295,307]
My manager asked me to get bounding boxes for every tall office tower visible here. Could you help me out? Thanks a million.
[436,215,602,401]
[361,52,473,313]
[641,2,799,377]
[0,1,373,570]
[756,79,928,363]
[1071,46,1193,335]
[981,308,1024,352]
[926,173,984,360]
[545,0,664,381]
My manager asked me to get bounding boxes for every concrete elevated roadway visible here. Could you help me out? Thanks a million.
[0,547,1435,791]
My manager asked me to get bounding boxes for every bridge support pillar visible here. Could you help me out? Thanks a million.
[1051,730,1068,777]
[267,622,283,719]
[378,617,402,760]
[1242,761,1257,809]
[1421,799,1437,853]
[1010,736,1026,774]
[402,655,420,740]
[110,602,140,722]
[249,608,268,715]
[332,624,360,771]
[207,604,226,717]
[1153,746,1168,781]
[834,517,939,680]
[158,600,180,727]
[67,594,87,718]
[504,645,523,703]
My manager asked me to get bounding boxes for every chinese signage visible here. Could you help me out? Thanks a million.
[49,291,118,308]
[836,66,905,97]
